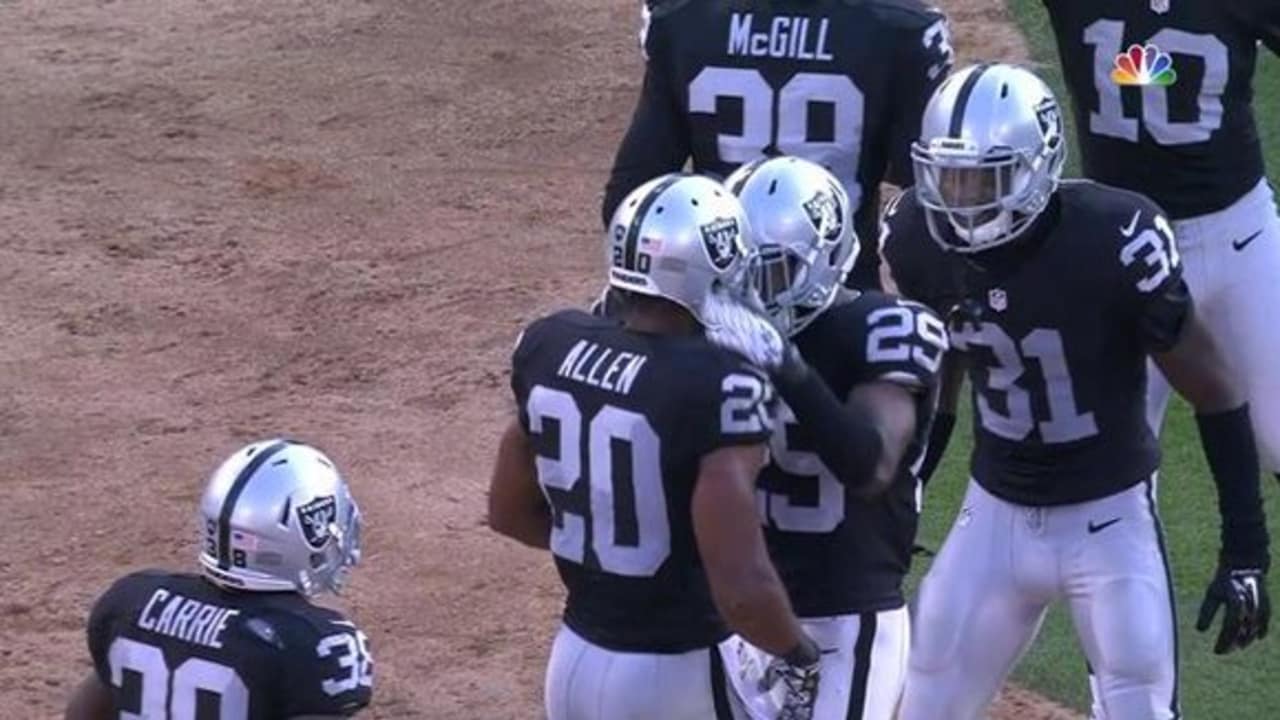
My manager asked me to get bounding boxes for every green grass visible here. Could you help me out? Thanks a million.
[903,6,1280,714]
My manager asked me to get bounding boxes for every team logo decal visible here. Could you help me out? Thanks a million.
[1033,97,1063,150]
[700,217,742,270]
[297,495,337,549]
[988,288,1008,312]
[1150,0,1170,15]
[803,188,843,244]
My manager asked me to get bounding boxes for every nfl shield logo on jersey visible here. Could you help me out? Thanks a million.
[297,495,337,549]
[988,288,1008,312]
[700,217,742,270]
[1151,0,1170,14]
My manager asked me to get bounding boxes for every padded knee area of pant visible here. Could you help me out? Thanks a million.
[1086,578,1172,686]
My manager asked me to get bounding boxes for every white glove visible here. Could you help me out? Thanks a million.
[702,286,789,372]
[761,654,821,720]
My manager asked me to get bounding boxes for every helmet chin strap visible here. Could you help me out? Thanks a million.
[949,209,1013,248]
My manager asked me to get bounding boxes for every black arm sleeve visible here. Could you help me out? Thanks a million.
[916,411,956,487]
[601,15,690,226]
[773,361,885,495]
[1196,405,1270,570]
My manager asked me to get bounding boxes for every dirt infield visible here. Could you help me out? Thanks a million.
[1,1,1076,717]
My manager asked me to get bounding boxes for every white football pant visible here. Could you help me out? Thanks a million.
[545,624,741,720]
[1146,179,1280,472]
[901,479,1178,720]
[720,607,909,720]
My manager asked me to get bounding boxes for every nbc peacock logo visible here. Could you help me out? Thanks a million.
[1111,43,1176,86]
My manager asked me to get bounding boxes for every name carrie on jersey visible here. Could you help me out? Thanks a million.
[728,12,833,62]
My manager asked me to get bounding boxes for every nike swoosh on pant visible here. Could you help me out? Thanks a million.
[1232,230,1263,251]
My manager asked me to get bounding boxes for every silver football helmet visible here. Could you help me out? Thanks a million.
[606,173,755,325]
[726,156,858,336]
[199,439,362,596]
[912,63,1066,253]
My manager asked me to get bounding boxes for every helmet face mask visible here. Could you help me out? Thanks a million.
[198,440,363,597]
[726,157,858,337]
[912,64,1066,254]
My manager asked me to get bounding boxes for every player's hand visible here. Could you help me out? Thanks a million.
[760,638,822,720]
[702,286,791,372]
[1196,563,1271,654]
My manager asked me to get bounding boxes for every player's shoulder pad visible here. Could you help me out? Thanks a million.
[514,308,602,360]
[249,598,359,652]
[648,0,695,20]
[859,0,947,29]
[1058,179,1167,225]
[95,568,171,610]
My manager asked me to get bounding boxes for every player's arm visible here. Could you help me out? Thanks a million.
[885,9,954,187]
[1123,209,1270,654]
[487,416,550,549]
[64,674,111,720]
[601,5,690,225]
[916,349,966,487]
[694,443,813,656]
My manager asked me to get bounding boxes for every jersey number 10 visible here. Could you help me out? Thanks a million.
[1083,20,1228,146]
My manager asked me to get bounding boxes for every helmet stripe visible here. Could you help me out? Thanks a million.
[623,174,683,271]
[217,440,291,570]
[948,63,993,137]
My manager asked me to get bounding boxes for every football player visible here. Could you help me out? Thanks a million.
[1039,2,1280,490]
[65,440,371,720]
[704,156,947,719]
[880,63,1271,720]
[603,0,954,290]
[488,174,822,719]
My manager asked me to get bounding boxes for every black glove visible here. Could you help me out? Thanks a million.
[1196,562,1271,654]
[763,637,822,720]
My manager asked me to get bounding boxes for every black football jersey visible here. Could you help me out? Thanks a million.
[87,570,372,719]
[511,309,774,652]
[604,0,954,288]
[881,181,1192,506]
[759,290,944,617]
[1043,0,1280,218]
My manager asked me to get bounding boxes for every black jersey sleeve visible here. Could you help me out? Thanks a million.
[878,190,962,316]
[689,354,775,455]
[86,573,141,685]
[1229,0,1280,54]
[510,315,557,430]
[855,295,949,391]
[884,6,954,187]
[1111,199,1192,352]
[601,2,691,226]
[277,612,374,717]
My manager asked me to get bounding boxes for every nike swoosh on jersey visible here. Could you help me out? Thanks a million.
[1232,230,1263,251]
[1087,517,1122,534]
[1120,210,1141,237]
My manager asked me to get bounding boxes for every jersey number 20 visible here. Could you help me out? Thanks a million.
[527,375,769,576]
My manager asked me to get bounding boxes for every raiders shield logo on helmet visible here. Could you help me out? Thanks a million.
[802,188,843,243]
[297,495,337,549]
[1034,97,1063,150]
[1151,0,1170,14]
[700,217,742,270]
